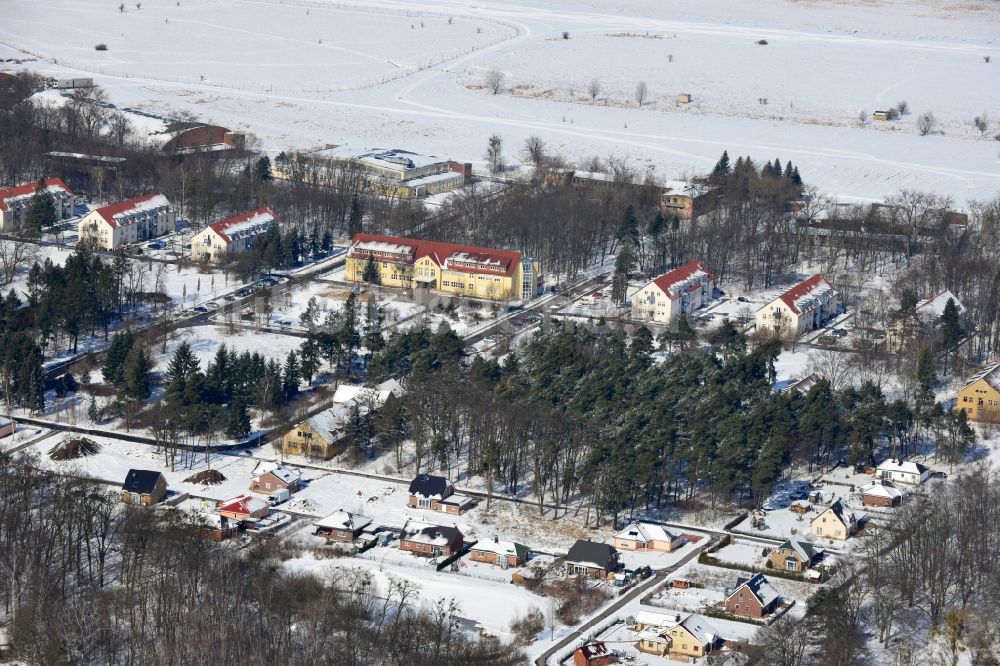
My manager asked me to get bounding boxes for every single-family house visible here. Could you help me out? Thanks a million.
[725,572,781,618]
[612,522,686,552]
[250,461,302,494]
[957,362,1000,423]
[661,614,722,659]
[398,521,464,557]
[565,540,619,578]
[191,207,280,262]
[573,642,617,666]
[659,180,718,220]
[755,275,840,338]
[784,373,821,395]
[469,537,529,567]
[313,510,373,542]
[186,511,236,542]
[78,193,176,249]
[876,459,931,486]
[630,260,715,324]
[407,473,474,514]
[768,539,819,573]
[0,178,75,232]
[860,480,904,507]
[120,469,168,506]
[811,499,862,540]
[217,494,270,522]
[887,290,965,352]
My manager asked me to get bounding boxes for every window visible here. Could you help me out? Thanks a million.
[786,560,797,571]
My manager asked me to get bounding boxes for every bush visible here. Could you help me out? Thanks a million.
[95,43,108,51]
[562,31,570,39]
[509,606,544,643]
[756,39,768,45]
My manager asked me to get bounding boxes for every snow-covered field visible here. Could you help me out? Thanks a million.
[2,0,998,203]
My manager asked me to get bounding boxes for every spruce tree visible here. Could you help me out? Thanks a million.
[282,351,300,399]
[790,166,802,186]
[362,256,380,284]
[299,336,320,385]
[711,150,731,180]
[88,395,99,423]
[102,330,135,386]
[122,344,152,402]
[255,156,272,181]
[939,298,963,348]
[25,181,57,237]
[364,294,385,351]
[348,195,364,237]
[225,394,251,439]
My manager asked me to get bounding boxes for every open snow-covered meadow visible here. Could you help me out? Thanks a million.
[1,0,998,203]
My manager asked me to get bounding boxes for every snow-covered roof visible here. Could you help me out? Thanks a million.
[401,521,463,546]
[303,379,400,443]
[785,373,821,394]
[308,145,448,173]
[614,521,681,545]
[218,494,268,516]
[252,462,302,485]
[663,180,711,197]
[876,459,929,476]
[314,510,372,532]
[915,290,964,318]
[859,480,904,500]
[817,499,864,528]
[966,361,1000,393]
[349,233,523,277]
[471,539,527,558]
[777,539,817,562]
[634,610,682,628]
[649,260,714,300]
[95,194,171,228]
[679,613,721,645]
[776,274,837,315]
[729,572,780,608]
[332,378,402,406]
[208,207,278,243]
[0,178,74,211]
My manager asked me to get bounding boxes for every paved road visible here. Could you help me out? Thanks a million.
[534,535,716,666]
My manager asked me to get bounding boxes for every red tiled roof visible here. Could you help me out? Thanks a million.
[0,178,73,212]
[651,259,714,301]
[778,274,835,315]
[94,193,168,229]
[208,207,279,243]
[349,233,523,277]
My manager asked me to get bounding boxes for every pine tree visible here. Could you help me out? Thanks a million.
[88,395,98,423]
[939,298,963,348]
[25,181,57,237]
[340,292,361,357]
[915,346,936,403]
[899,288,919,313]
[364,294,385,351]
[102,330,135,386]
[255,156,272,181]
[282,351,300,399]
[711,150,731,180]
[299,336,321,385]
[348,195,364,237]
[362,256,380,284]
[122,344,152,402]
[225,394,251,439]
[611,244,635,305]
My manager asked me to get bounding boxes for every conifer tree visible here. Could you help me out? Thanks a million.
[25,180,57,237]
[225,393,251,439]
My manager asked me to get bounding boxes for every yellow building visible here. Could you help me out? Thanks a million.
[345,233,540,302]
[957,362,1000,423]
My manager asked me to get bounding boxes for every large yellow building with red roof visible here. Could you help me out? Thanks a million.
[345,233,539,302]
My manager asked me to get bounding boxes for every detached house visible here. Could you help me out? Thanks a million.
[565,540,620,578]
[612,521,686,552]
[191,207,280,262]
[811,499,862,541]
[121,469,168,506]
[887,290,965,352]
[313,510,373,542]
[768,539,820,573]
[250,462,302,494]
[876,459,930,486]
[398,521,464,557]
[407,473,474,514]
[725,573,781,618]
[469,537,528,567]
[755,275,840,338]
[0,178,75,232]
[573,642,617,666]
[217,494,270,522]
[860,480,904,507]
[631,260,715,324]
[957,362,1000,423]
[78,193,176,249]
[634,612,722,660]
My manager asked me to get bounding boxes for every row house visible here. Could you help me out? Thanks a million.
[0,178,75,232]
[755,274,840,338]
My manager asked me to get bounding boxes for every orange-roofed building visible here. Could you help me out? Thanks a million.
[345,233,539,301]
[78,193,175,249]
[631,260,715,324]
[191,207,279,262]
[0,178,75,232]
[755,274,840,338]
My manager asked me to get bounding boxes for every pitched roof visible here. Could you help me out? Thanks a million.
[679,613,722,646]
[776,274,837,315]
[777,539,816,562]
[613,521,681,545]
[207,207,279,243]
[253,462,302,485]
[408,473,452,499]
[349,233,523,277]
[728,572,780,607]
[964,361,1000,393]
[566,540,617,569]
[471,539,528,559]
[0,178,73,211]
[876,459,929,476]
[121,468,164,494]
[634,610,683,628]
[785,373,821,394]
[915,290,964,317]
[218,493,268,516]
[859,480,904,500]
[819,498,862,528]
[401,521,463,546]
[314,510,372,532]
[576,642,611,659]
[94,193,171,228]
[650,260,714,300]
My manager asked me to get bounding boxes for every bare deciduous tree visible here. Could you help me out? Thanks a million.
[974,112,990,136]
[0,238,40,285]
[916,111,937,136]
[857,110,868,126]
[521,135,545,169]
[587,78,601,101]
[895,100,909,115]
[634,80,648,106]
[484,68,505,95]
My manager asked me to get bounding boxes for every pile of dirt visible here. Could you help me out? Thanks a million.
[48,437,101,461]
[184,469,227,485]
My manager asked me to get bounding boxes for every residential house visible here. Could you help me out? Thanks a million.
[876,459,931,486]
[612,522,686,552]
[784,373,821,395]
[120,469,168,506]
[755,275,840,338]
[887,290,965,352]
[313,510,373,542]
[811,499,862,540]
[565,540,620,578]
[957,362,1000,423]
[768,540,819,573]
[217,494,270,522]
[655,613,722,659]
[345,233,540,302]
[860,480,904,507]
[191,207,280,262]
[469,537,528,567]
[281,378,401,459]
[407,473,474,514]
[250,462,302,494]
[630,260,715,324]
[659,180,718,220]
[186,512,236,542]
[398,521,464,557]
[573,642,617,666]
[78,193,176,249]
[0,417,14,439]
[0,178,75,232]
[725,572,781,618]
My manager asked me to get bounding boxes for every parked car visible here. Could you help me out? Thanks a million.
[193,306,208,313]
[737,296,749,303]
[223,295,236,302]
[205,301,220,309]
[147,240,166,250]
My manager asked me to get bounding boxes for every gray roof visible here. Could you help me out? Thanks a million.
[121,469,164,494]
[730,572,780,608]
[566,540,617,569]
[777,539,816,562]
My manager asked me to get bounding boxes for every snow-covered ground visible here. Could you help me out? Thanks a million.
[2,0,997,204]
